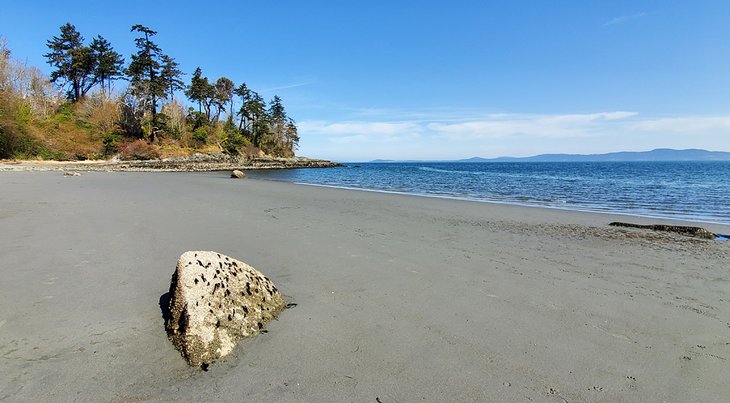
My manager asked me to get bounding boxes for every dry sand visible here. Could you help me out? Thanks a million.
[1,171,729,402]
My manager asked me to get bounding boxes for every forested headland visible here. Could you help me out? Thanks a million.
[0,23,300,161]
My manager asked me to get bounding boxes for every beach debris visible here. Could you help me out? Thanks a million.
[230,170,246,179]
[63,171,81,176]
[165,251,286,367]
[609,222,716,240]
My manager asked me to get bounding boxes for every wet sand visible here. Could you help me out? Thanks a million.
[1,171,729,402]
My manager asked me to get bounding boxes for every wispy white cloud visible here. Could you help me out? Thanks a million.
[629,116,730,132]
[604,12,647,26]
[260,81,313,93]
[297,112,730,161]
[298,120,423,145]
[298,120,422,136]
[428,111,638,140]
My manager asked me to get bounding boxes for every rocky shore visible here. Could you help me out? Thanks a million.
[0,153,343,172]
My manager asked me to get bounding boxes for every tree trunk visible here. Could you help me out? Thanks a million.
[73,79,80,102]
[150,95,157,143]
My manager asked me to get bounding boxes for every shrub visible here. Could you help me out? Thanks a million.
[79,94,120,139]
[192,126,208,143]
[161,100,186,140]
[102,132,121,156]
[222,121,250,155]
[118,139,160,160]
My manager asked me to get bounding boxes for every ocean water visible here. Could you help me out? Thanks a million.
[246,161,730,225]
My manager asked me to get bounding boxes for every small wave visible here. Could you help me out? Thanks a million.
[418,166,487,175]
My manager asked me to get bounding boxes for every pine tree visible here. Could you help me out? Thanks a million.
[44,23,97,101]
[239,90,267,145]
[269,95,286,121]
[126,25,167,141]
[185,67,205,112]
[284,118,300,156]
[234,82,251,131]
[213,77,234,122]
[184,67,215,122]
[90,35,124,97]
[160,55,184,100]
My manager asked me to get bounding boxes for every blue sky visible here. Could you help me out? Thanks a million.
[2,1,729,161]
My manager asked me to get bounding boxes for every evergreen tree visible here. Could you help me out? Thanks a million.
[126,24,167,141]
[246,91,269,147]
[266,95,288,154]
[160,54,184,100]
[268,95,286,121]
[44,23,97,101]
[285,118,300,153]
[185,67,205,112]
[213,77,234,122]
[239,90,267,145]
[184,67,215,122]
[90,35,124,97]
[234,82,251,131]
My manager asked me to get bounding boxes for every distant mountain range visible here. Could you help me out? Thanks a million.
[369,149,730,163]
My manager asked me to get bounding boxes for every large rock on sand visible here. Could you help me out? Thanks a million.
[165,251,286,367]
[230,170,246,179]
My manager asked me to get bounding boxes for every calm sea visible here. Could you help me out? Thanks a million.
[246,161,730,225]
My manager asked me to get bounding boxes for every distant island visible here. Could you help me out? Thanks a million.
[369,149,730,163]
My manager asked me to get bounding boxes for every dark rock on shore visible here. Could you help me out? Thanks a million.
[609,222,716,240]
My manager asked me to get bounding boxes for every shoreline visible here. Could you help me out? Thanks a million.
[290,181,730,231]
[4,161,729,231]
[0,155,343,172]
[4,158,728,228]
[1,171,729,401]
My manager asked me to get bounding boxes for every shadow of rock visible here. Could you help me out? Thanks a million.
[159,292,171,326]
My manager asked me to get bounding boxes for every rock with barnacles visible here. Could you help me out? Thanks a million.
[165,251,286,367]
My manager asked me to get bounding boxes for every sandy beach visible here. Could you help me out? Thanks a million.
[1,171,729,402]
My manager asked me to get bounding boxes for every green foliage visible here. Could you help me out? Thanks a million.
[214,77,234,121]
[269,95,286,121]
[186,109,208,130]
[2,24,302,161]
[0,115,64,160]
[53,102,75,122]
[14,101,32,125]
[44,23,98,101]
[185,67,215,122]
[102,132,121,156]
[153,112,182,140]
[251,117,269,148]
[0,121,26,159]
[192,126,208,143]
[160,55,185,99]
[126,24,176,142]
[221,120,248,155]
[90,35,124,95]
[35,144,67,160]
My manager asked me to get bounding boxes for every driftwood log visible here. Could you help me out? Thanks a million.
[609,222,716,240]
